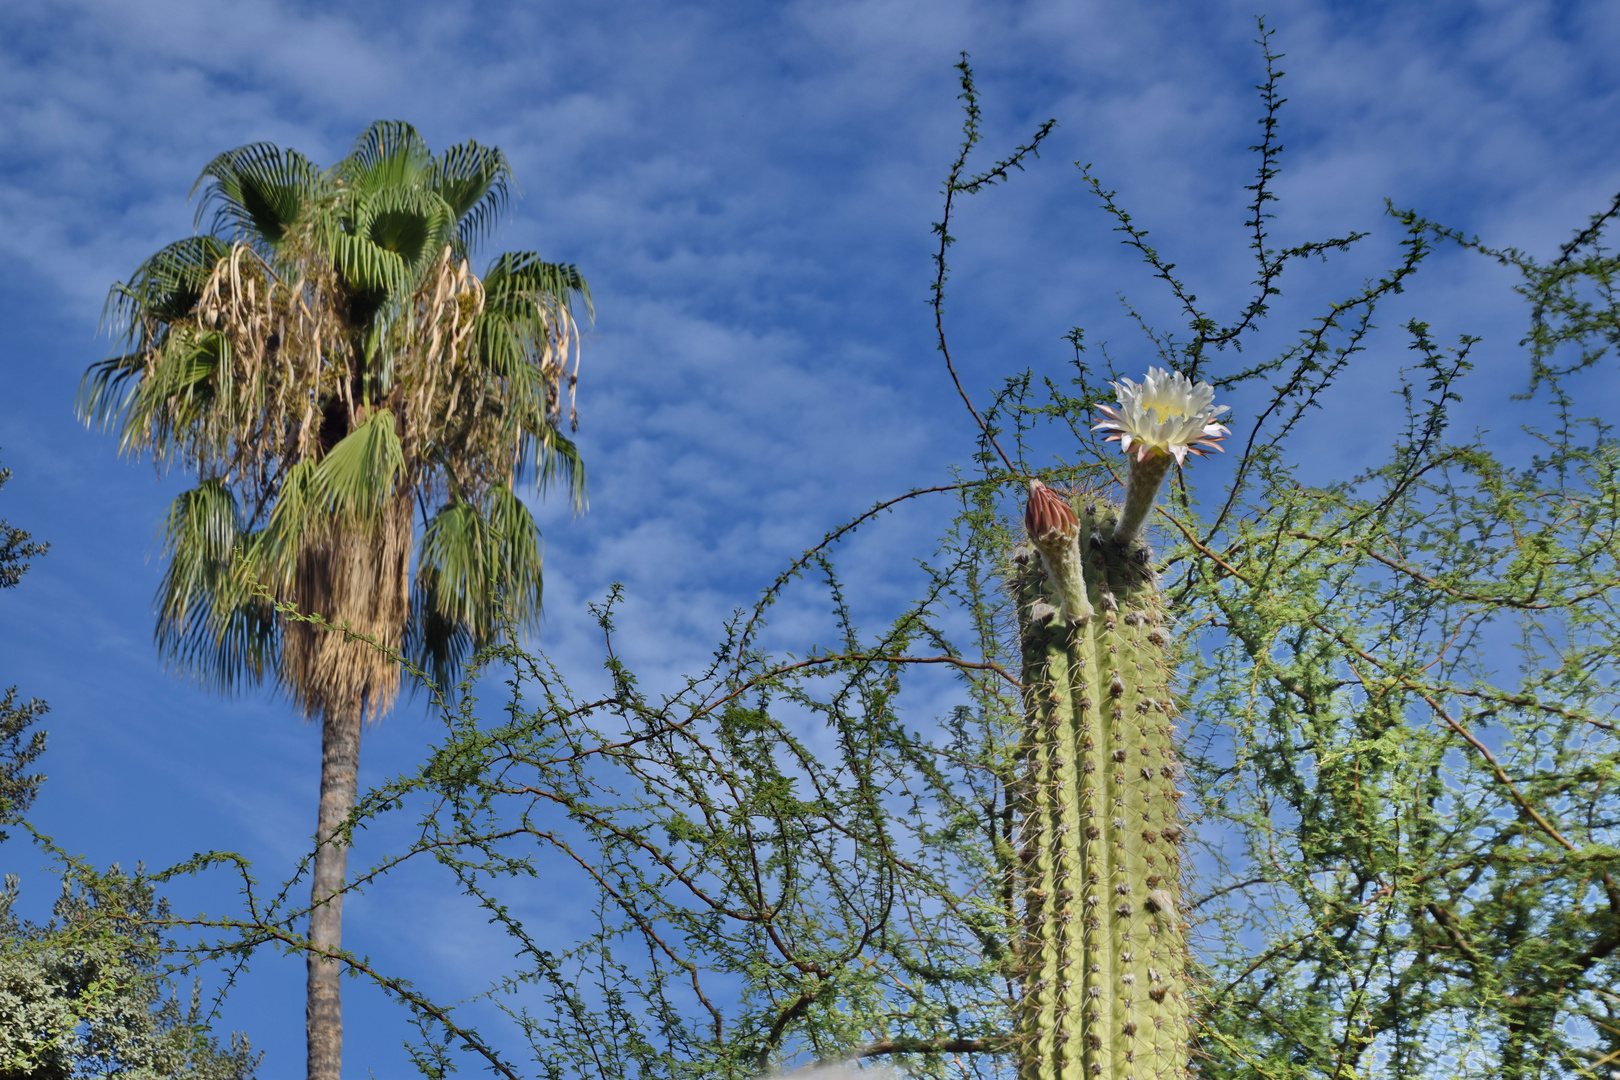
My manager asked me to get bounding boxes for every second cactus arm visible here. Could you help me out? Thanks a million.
[1013,499,1190,1080]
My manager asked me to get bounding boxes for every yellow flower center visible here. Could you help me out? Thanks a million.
[1141,393,1187,425]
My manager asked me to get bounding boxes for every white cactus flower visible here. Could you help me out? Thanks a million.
[1093,367,1230,465]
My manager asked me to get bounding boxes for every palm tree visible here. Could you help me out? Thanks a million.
[80,122,591,1080]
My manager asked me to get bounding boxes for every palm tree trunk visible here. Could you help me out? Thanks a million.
[307,690,362,1080]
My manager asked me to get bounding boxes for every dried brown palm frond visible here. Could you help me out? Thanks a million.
[281,496,413,721]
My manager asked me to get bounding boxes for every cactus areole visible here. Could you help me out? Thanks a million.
[1010,370,1223,1080]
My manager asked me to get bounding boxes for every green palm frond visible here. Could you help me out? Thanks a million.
[473,299,550,392]
[415,501,490,627]
[454,254,591,511]
[158,480,241,609]
[78,352,150,435]
[154,481,276,691]
[256,460,319,589]
[403,590,471,695]
[525,423,587,511]
[342,120,432,195]
[469,312,544,421]
[312,408,406,524]
[409,500,486,691]
[157,576,278,693]
[324,183,455,302]
[85,236,235,456]
[127,330,227,457]
[353,184,455,275]
[81,329,230,462]
[253,418,406,593]
[192,143,322,243]
[103,235,232,335]
[408,483,544,690]
[364,201,438,271]
[430,141,513,256]
[484,251,594,322]
[328,227,412,296]
[482,484,544,627]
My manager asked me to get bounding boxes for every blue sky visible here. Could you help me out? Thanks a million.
[2,0,1619,1074]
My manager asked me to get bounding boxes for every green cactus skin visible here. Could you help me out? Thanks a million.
[1012,499,1190,1080]
[1114,452,1174,549]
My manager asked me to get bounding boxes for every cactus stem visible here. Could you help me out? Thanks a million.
[1014,494,1190,1080]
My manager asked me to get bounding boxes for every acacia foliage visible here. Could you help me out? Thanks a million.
[0,452,48,592]
[0,868,260,1080]
[0,449,47,847]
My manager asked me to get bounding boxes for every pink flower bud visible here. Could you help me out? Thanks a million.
[1025,479,1080,542]
[1023,480,1092,624]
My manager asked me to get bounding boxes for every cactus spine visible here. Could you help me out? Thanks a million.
[1012,495,1190,1080]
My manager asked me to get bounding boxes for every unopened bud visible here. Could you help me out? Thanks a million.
[1024,480,1094,623]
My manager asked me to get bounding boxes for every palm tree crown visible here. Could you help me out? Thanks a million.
[81,120,590,709]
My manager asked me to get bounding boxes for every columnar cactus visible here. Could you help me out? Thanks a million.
[1010,369,1227,1080]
